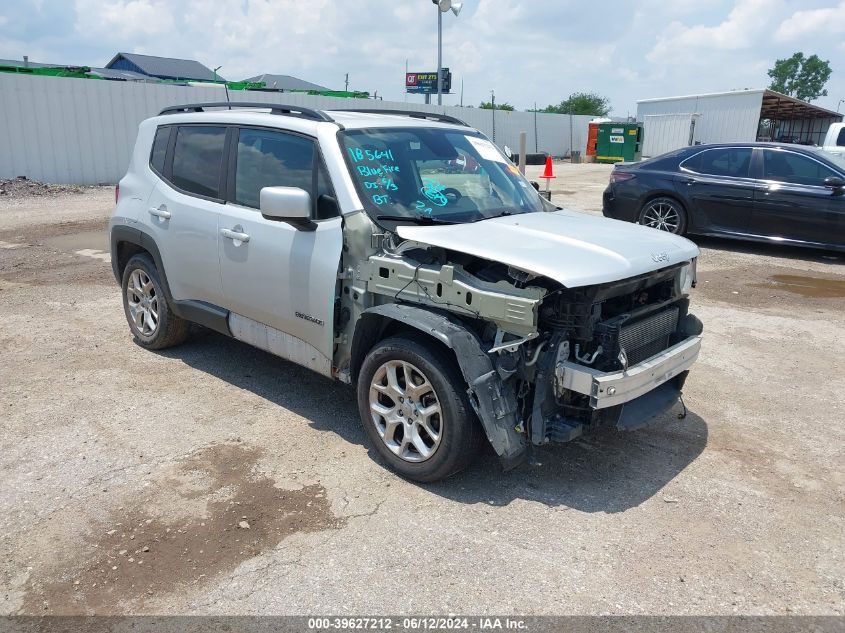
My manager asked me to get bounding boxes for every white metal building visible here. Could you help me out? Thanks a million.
[636,89,843,157]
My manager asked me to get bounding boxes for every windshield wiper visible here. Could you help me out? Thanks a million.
[376,214,457,225]
[474,210,518,222]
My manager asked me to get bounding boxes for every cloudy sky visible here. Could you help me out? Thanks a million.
[1,0,844,115]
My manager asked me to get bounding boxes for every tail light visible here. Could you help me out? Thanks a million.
[115,184,120,203]
[610,171,636,184]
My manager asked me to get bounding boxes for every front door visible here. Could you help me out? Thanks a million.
[217,127,343,369]
[752,148,845,246]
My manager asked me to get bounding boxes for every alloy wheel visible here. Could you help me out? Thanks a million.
[125,268,159,337]
[368,360,443,463]
[641,201,681,233]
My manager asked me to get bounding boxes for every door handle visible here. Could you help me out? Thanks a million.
[681,178,697,185]
[148,206,171,219]
[220,228,250,243]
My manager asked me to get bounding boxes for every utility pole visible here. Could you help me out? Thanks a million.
[534,101,539,152]
[345,73,349,92]
[569,94,574,161]
[491,90,496,142]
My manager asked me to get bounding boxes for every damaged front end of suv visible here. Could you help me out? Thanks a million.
[335,211,702,470]
[333,124,702,471]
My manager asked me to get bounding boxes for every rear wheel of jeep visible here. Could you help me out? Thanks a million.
[121,253,189,350]
[357,336,481,482]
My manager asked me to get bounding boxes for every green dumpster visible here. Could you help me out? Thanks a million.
[595,122,642,164]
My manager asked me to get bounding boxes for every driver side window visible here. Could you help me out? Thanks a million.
[234,129,315,209]
[762,150,837,187]
[232,128,339,219]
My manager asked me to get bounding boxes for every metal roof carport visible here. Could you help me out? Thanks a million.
[757,90,842,144]
[636,89,842,151]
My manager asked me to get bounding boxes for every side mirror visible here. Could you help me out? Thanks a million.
[824,176,845,190]
[530,181,540,191]
[259,186,315,229]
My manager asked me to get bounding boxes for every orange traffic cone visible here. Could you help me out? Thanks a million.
[540,155,556,179]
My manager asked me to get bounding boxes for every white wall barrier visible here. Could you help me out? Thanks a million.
[0,74,592,184]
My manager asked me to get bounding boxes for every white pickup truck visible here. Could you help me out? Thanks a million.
[822,122,845,158]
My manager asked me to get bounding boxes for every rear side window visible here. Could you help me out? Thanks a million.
[762,150,838,186]
[686,148,752,178]
[837,128,845,147]
[171,126,227,198]
[234,128,315,209]
[149,127,169,176]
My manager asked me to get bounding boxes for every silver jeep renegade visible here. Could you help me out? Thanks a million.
[110,102,702,482]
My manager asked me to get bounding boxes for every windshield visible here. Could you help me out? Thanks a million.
[339,127,547,224]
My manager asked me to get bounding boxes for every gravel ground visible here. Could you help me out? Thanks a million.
[0,166,843,616]
[0,176,97,199]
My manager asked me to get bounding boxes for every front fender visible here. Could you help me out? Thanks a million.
[356,304,527,469]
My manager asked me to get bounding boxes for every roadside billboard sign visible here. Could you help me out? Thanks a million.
[406,69,451,94]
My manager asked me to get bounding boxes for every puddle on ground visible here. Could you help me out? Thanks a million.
[754,274,845,299]
[23,444,342,614]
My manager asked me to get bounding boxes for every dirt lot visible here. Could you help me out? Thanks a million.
[1,165,843,616]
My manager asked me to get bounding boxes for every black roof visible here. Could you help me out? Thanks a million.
[106,53,220,81]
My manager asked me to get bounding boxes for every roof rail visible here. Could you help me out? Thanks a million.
[332,108,469,127]
[158,102,335,123]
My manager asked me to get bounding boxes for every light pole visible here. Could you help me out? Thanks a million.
[213,65,222,82]
[432,0,462,106]
[838,99,845,113]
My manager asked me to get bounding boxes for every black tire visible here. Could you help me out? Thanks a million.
[357,336,482,482]
[121,253,189,350]
[638,196,688,235]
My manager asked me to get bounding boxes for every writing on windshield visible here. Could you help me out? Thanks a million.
[340,127,544,223]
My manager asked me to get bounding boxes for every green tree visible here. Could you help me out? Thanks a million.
[542,92,611,116]
[767,52,832,101]
[479,101,514,111]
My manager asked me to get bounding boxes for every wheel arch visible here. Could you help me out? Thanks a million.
[351,303,527,468]
[110,225,230,335]
[110,225,176,306]
[639,190,689,214]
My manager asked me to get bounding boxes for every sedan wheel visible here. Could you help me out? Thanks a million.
[639,197,686,235]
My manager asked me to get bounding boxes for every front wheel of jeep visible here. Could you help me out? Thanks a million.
[357,336,482,482]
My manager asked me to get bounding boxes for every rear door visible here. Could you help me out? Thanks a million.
[752,148,845,245]
[217,126,343,370]
[144,125,227,306]
[677,147,756,234]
